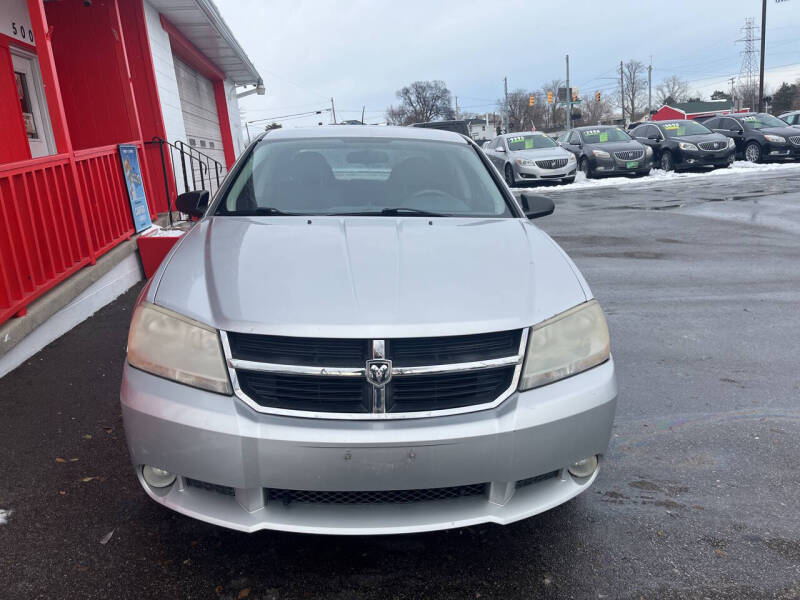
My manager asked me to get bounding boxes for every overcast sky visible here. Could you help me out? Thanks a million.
[215,0,800,128]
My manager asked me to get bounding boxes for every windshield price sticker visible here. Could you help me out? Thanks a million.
[742,116,757,121]
[664,123,680,130]
[525,138,534,149]
[599,132,609,142]
[508,136,524,143]
[584,129,600,136]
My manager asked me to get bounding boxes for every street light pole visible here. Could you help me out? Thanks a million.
[758,0,767,112]
[566,54,571,130]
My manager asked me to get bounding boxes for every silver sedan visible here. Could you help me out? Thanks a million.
[485,132,577,186]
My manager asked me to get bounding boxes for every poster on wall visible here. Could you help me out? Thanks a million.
[118,144,152,233]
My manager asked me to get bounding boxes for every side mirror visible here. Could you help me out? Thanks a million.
[175,190,210,218]
[520,194,555,220]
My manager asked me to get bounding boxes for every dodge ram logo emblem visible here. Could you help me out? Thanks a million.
[366,359,392,388]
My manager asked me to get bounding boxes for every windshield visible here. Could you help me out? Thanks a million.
[741,113,788,130]
[659,121,712,137]
[505,134,557,151]
[580,128,631,144]
[216,137,513,218]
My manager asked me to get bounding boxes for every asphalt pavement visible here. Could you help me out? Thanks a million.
[2,168,799,599]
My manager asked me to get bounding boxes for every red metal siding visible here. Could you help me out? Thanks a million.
[44,0,138,150]
[652,106,686,121]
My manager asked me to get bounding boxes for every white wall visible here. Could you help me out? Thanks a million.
[224,79,246,156]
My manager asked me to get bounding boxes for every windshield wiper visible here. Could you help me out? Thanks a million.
[331,207,451,217]
[231,207,308,216]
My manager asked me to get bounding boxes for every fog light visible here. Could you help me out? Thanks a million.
[142,465,176,488]
[568,456,598,478]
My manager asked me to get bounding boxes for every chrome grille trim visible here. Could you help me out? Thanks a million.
[614,150,644,161]
[221,329,529,420]
[789,136,800,145]
[698,141,727,151]
[535,158,568,169]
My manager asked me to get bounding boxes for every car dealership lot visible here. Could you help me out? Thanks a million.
[2,169,799,599]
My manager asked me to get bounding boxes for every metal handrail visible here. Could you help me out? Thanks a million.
[146,137,226,226]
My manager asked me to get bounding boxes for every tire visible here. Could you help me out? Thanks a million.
[579,157,592,179]
[745,142,761,163]
[660,150,674,172]
[504,164,515,187]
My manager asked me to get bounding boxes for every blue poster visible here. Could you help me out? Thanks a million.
[118,144,152,233]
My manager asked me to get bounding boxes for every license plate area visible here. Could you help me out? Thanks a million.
[626,161,638,169]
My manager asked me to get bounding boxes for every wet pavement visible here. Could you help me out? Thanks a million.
[2,169,800,599]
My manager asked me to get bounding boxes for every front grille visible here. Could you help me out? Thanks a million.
[227,332,367,367]
[266,483,487,505]
[390,366,515,412]
[789,136,800,146]
[390,330,521,367]
[228,329,523,416]
[237,371,369,412]
[698,141,727,151]
[614,150,644,161]
[535,158,568,169]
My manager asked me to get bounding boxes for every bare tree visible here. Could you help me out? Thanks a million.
[622,60,648,122]
[497,89,545,132]
[655,75,689,106]
[540,79,565,130]
[581,93,612,125]
[385,80,454,125]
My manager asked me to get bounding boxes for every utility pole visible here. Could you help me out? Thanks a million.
[361,105,365,124]
[619,61,625,125]
[729,77,736,111]
[330,97,337,124]
[758,0,766,112]
[647,62,652,118]
[565,54,571,130]
[503,77,509,133]
[455,96,459,120]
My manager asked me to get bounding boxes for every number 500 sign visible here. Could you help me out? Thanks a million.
[1,0,36,47]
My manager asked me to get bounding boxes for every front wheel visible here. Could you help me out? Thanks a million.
[660,150,674,172]
[504,164,515,187]
[745,142,762,163]
[580,158,592,179]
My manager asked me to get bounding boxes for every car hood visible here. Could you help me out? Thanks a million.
[150,216,590,338]
[673,133,729,144]
[759,126,800,137]
[510,147,572,160]
[588,141,644,152]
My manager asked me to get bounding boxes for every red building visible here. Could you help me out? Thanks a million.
[0,0,261,327]
[651,100,749,122]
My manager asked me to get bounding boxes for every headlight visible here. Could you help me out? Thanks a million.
[567,153,577,162]
[678,142,698,151]
[515,159,536,167]
[764,134,786,143]
[727,137,735,148]
[592,150,610,159]
[127,302,232,394]
[644,145,653,157]
[519,300,610,391]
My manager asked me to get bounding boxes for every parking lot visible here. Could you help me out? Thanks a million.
[2,167,800,599]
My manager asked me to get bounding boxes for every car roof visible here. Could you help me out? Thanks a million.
[503,131,546,137]
[573,125,620,130]
[649,120,691,126]
[779,110,800,116]
[262,125,469,143]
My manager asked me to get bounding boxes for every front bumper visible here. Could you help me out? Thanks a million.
[676,148,735,168]
[121,359,617,534]
[592,155,651,176]
[515,162,577,182]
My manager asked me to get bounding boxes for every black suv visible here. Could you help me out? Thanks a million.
[558,126,652,178]
[630,120,734,171]
[702,113,800,162]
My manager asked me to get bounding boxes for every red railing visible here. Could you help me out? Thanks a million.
[0,144,136,325]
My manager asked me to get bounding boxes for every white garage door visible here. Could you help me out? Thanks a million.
[173,56,227,189]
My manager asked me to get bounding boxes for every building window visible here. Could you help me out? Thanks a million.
[209,141,215,149]
[189,138,197,147]
[200,140,206,148]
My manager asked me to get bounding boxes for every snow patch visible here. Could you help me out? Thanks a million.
[0,509,11,525]
[518,161,800,194]
[142,226,186,238]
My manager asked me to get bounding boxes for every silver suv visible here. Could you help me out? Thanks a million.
[121,126,617,535]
